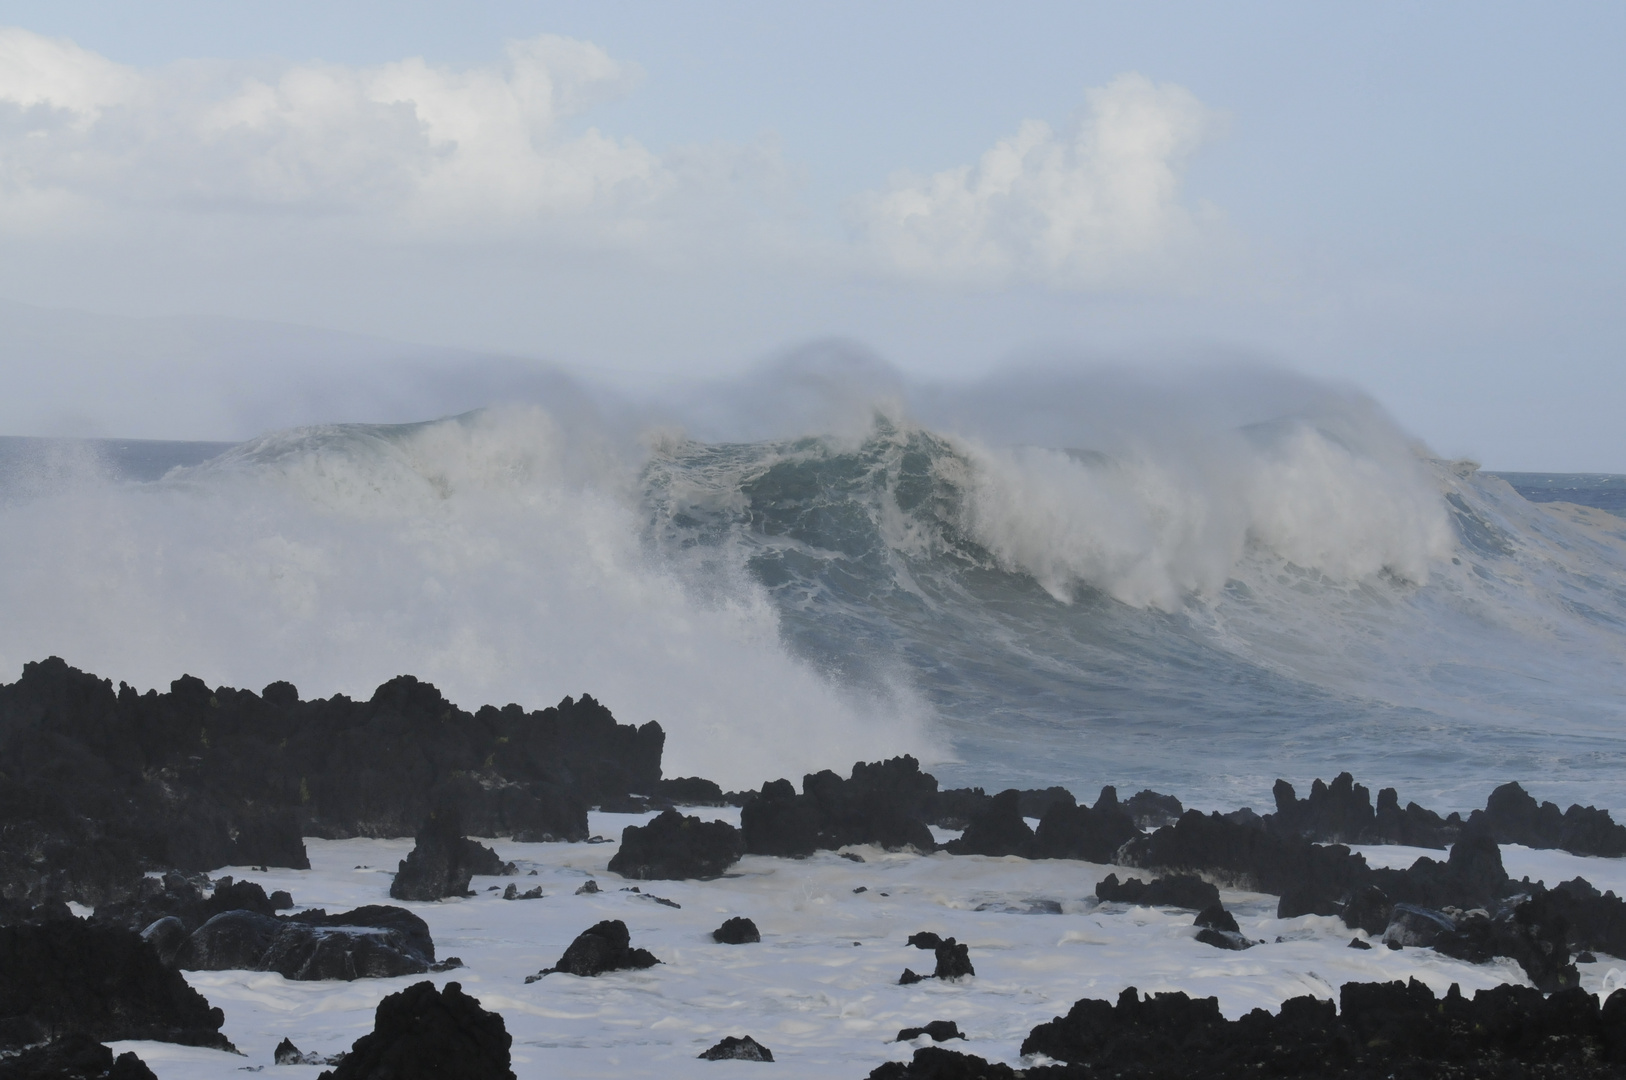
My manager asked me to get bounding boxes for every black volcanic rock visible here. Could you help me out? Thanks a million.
[998,979,1626,1079]
[319,980,514,1080]
[1095,873,1219,911]
[894,1020,964,1043]
[657,777,727,806]
[0,659,665,903]
[698,1035,774,1061]
[1261,774,1462,849]
[945,790,1033,857]
[0,919,233,1051]
[1194,903,1253,950]
[1122,809,1369,909]
[181,904,435,980]
[870,1046,1016,1079]
[1372,786,1458,848]
[530,919,660,979]
[923,788,989,831]
[742,758,939,858]
[390,810,513,901]
[713,917,760,944]
[1122,790,1183,831]
[0,1032,158,1080]
[1475,781,1626,857]
[741,779,820,857]
[1033,787,1140,862]
[901,931,973,982]
[609,810,743,880]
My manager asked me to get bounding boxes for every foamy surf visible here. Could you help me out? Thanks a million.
[1,366,1624,811]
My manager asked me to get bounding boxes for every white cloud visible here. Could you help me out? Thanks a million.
[850,73,1228,289]
[0,27,767,238]
[0,29,1231,291]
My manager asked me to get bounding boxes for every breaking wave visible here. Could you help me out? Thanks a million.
[3,363,1625,810]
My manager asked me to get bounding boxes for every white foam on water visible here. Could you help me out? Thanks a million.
[102,816,1626,1079]
[0,408,936,789]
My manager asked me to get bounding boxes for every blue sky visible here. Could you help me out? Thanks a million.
[0,1,1622,467]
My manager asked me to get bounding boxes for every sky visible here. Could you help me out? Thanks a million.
[0,1,1622,468]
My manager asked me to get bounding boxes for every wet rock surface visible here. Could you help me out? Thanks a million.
[183,904,436,980]
[698,1035,774,1061]
[944,790,1034,857]
[895,1020,964,1043]
[742,757,939,857]
[529,919,660,979]
[898,932,974,983]
[609,809,744,880]
[0,1032,158,1080]
[0,918,233,1051]
[390,810,514,901]
[1095,872,1219,911]
[713,916,760,944]
[318,981,514,1080]
[0,659,663,904]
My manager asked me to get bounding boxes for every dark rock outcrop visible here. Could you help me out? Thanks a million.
[1094,873,1219,911]
[899,932,973,983]
[0,919,233,1051]
[1193,903,1253,950]
[0,659,667,904]
[656,777,727,806]
[1475,781,1626,857]
[181,904,435,981]
[274,1037,344,1066]
[0,1032,157,1080]
[944,790,1032,857]
[390,810,513,901]
[870,1046,1016,1079]
[713,916,760,944]
[740,778,821,857]
[1033,787,1139,862]
[1122,790,1183,831]
[698,1035,774,1061]
[528,919,660,979]
[895,1020,964,1042]
[318,981,514,1080]
[989,980,1626,1079]
[742,758,939,857]
[608,810,743,880]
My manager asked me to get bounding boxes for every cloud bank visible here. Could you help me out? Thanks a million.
[851,74,1229,288]
[0,26,1227,289]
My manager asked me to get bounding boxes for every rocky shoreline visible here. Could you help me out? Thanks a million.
[4,659,1626,1077]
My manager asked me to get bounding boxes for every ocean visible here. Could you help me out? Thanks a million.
[2,372,1622,818]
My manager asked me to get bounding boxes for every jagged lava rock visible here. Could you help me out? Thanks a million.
[1033,787,1140,862]
[698,1035,774,1061]
[742,757,939,857]
[319,981,513,1080]
[944,789,1033,857]
[609,810,743,880]
[900,931,973,982]
[531,919,660,979]
[0,1031,158,1080]
[182,904,435,980]
[390,810,513,901]
[1475,780,1626,857]
[1122,789,1183,830]
[0,658,667,905]
[713,916,760,944]
[1095,872,1219,911]
[0,919,232,1051]
[894,1020,964,1042]
[1194,902,1253,950]
[740,779,820,857]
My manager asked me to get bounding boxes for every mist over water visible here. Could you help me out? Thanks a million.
[3,352,1625,812]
